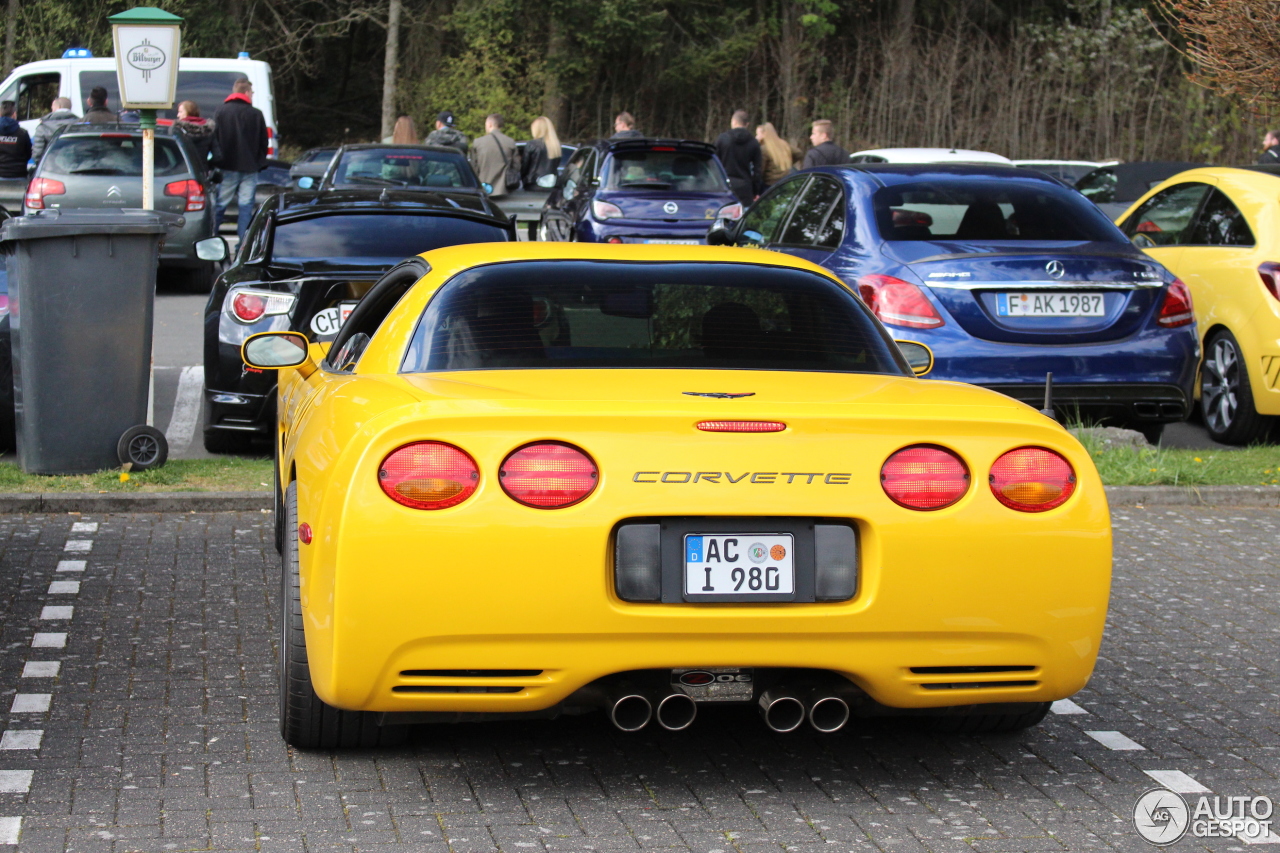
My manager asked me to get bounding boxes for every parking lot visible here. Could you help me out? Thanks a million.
[0,505,1269,851]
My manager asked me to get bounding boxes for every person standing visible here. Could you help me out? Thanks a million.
[756,122,801,188]
[802,119,850,169]
[468,113,518,198]
[611,111,643,139]
[83,87,115,123]
[714,109,763,205]
[212,78,268,240]
[31,97,79,164]
[386,115,417,144]
[426,111,469,154]
[0,102,31,178]
[521,115,562,189]
[173,100,216,165]
[1259,131,1280,165]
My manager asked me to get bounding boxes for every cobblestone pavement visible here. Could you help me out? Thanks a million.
[0,507,1275,853]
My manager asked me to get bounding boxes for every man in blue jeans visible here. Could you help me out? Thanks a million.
[212,78,268,240]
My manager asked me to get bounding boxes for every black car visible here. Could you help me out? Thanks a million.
[201,188,515,453]
[318,143,483,193]
[289,147,338,189]
[1075,161,1207,220]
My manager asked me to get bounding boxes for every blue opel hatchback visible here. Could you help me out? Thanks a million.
[537,138,742,244]
[709,164,1198,440]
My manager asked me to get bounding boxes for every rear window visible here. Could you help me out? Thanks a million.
[604,150,727,192]
[329,148,476,189]
[873,180,1120,242]
[401,261,906,375]
[271,214,505,262]
[79,71,246,122]
[41,135,187,177]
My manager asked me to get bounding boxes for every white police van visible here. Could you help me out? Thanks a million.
[0,50,278,157]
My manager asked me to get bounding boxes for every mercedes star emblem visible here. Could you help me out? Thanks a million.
[1046,260,1066,279]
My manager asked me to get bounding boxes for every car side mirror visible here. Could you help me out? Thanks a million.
[296,176,313,190]
[895,340,934,376]
[536,173,557,189]
[1130,232,1155,249]
[706,217,735,246]
[482,182,494,194]
[195,236,228,262]
[242,331,312,371]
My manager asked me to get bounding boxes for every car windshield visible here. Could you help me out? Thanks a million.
[873,180,1121,242]
[271,214,506,262]
[604,150,727,192]
[402,261,906,375]
[41,135,187,177]
[328,148,476,189]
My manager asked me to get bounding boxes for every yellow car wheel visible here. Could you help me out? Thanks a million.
[279,482,406,749]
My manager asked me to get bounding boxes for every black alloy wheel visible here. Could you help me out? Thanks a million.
[117,425,168,470]
[279,482,406,749]
[1201,330,1273,445]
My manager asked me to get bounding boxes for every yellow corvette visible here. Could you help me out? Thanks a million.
[244,243,1111,749]
[1116,166,1280,443]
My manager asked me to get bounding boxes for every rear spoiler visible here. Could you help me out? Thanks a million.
[608,138,716,157]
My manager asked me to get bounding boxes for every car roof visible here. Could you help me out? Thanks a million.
[55,123,181,137]
[850,147,1013,164]
[822,163,1064,187]
[273,188,508,224]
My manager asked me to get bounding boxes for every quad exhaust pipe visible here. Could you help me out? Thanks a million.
[759,687,851,733]
[607,689,698,732]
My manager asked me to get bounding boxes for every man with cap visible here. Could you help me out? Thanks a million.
[426,111,469,154]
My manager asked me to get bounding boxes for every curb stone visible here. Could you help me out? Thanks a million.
[0,486,1276,513]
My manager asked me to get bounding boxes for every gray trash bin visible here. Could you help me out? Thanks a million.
[0,209,184,475]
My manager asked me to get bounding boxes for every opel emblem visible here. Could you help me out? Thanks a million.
[663,201,679,215]
[1046,260,1065,279]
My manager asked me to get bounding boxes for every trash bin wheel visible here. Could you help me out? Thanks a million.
[118,425,168,470]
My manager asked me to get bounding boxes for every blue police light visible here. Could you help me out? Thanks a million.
[237,51,250,59]
[62,47,93,58]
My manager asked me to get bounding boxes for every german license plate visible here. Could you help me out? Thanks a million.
[996,292,1105,317]
[684,534,794,598]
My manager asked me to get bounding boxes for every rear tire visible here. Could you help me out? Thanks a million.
[1201,330,1273,445]
[915,702,1051,734]
[279,482,406,749]
[272,453,284,555]
[178,263,215,294]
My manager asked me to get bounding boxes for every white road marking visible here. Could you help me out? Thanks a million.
[31,633,66,649]
[56,560,85,572]
[1086,730,1145,750]
[1144,770,1210,793]
[38,606,73,621]
[47,581,79,595]
[0,816,20,844]
[164,365,205,453]
[1050,699,1087,715]
[0,771,32,793]
[0,731,42,750]
[70,522,98,534]
[9,695,50,714]
[21,662,59,678]
[63,540,91,553]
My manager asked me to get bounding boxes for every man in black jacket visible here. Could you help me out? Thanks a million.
[212,78,268,239]
[1259,131,1280,165]
[611,111,643,140]
[714,110,763,205]
[802,119,850,169]
[0,102,32,178]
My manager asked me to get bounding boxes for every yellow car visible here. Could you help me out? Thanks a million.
[1116,166,1280,443]
[244,243,1112,749]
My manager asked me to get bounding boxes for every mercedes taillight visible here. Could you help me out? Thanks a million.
[1156,278,1194,328]
[857,274,945,329]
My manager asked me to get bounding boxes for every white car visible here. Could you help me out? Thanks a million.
[848,147,1013,165]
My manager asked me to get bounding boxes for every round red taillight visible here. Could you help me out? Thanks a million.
[989,447,1076,512]
[232,292,266,322]
[499,442,598,508]
[378,441,479,510]
[880,445,970,510]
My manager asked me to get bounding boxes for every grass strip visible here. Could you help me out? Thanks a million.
[1074,433,1280,487]
[0,458,274,493]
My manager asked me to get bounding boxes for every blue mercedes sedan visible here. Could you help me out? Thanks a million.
[537,138,742,244]
[709,164,1198,441]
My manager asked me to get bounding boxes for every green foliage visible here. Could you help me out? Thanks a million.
[1074,434,1280,486]
[0,458,273,492]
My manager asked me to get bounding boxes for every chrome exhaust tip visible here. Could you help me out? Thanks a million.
[808,694,851,733]
[608,692,652,732]
[655,692,697,731]
[758,688,806,733]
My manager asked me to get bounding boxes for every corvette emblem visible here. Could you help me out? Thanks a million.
[663,201,679,214]
[1045,260,1065,279]
[683,391,754,399]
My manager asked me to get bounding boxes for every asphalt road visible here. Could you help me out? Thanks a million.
[0,506,1274,850]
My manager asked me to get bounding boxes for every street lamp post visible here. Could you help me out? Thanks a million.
[108,7,183,210]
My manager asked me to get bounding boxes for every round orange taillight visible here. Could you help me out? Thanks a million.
[378,441,479,510]
[880,444,970,510]
[989,447,1076,512]
[499,442,598,508]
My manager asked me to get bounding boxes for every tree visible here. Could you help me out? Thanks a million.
[1154,0,1280,115]
[381,0,402,139]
